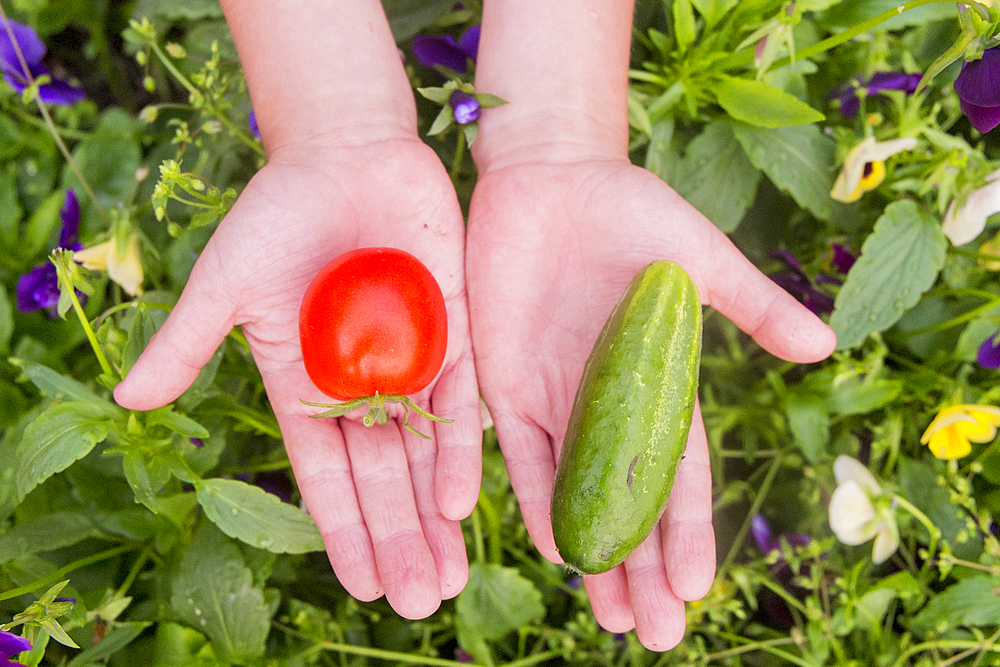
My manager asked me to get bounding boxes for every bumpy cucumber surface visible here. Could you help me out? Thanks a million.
[551,260,702,574]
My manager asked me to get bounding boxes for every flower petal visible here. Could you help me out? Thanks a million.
[926,425,973,460]
[829,480,878,545]
[0,629,31,658]
[458,25,480,61]
[871,523,899,564]
[832,455,882,494]
[412,34,469,73]
[955,48,1000,108]
[107,234,144,296]
[0,19,46,76]
[980,330,1000,369]
[960,99,1000,134]
[15,264,52,313]
[58,189,79,247]
[74,241,111,270]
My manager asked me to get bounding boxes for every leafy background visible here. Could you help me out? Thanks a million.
[3,0,1000,665]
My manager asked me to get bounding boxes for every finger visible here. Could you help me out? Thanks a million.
[432,343,484,522]
[622,528,686,652]
[277,412,384,602]
[113,249,237,410]
[695,232,837,364]
[662,401,716,601]
[400,417,470,601]
[490,411,561,563]
[344,419,443,619]
[582,568,634,634]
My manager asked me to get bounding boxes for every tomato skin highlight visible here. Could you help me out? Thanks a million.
[299,247,448,401]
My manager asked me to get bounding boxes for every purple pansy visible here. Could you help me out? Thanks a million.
[978,330,1000,369]
[0,18,85,106]
[16,190,85,316]
[831,71,922,119]
[412,25,480,73]
[753,514,813,628]
[769,246,856,316]
[0,629,31,667]
[449,90,480,124]
[752,514,811,554]
[955,48,1000,133]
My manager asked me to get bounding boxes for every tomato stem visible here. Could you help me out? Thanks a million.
[301,394,453,440]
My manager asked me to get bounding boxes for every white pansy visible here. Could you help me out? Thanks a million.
[942,169,1000,246]
[827,455,899,564]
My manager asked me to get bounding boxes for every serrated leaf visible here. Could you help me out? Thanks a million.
[671,121,761,233]
[170,522,271,663]
[196,478,323,554]
[0,511,102,564]
[715,76,825,128]
[456,563,545,662]
[831,200,947,349]
[10,403,115,514]
[145,405,210,439]
[731,122,839,222]
[909,575,1000,634]
[11,359,120,411]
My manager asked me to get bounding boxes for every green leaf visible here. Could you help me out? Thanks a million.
[145,405,210,439]
[61,109,142,210]
[416,86,452,105]
[690,0,737,28]
[122,307,157,377]
[382,0,455,41]
[672,0,696,52]
[731,122,839,222]
[828,375,903,415]
[830,200,948,349]
[715,76,825,128]
[0,511,103,564]
[456,563,545,662]
[670,121,761,233]
[122,449,157,512]
[0,285,13,354]
[784,392,829,462]
[11,359,120,411]
[9,402,116,515]
[65,622,152,667]
[427,105,454,136]
[909,575,1000,634]
[23,190,62,259]
[473,93,508,109]
[170,522,271,663]
[645,118,679,184]
[195,478,323,554]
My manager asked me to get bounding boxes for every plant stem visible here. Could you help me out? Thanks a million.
[718,453,783,578]
[721,0,957,72]
[477,490,503,564]
[893,494,940,573]
[0,544,138,602]
[54,254,115,379]
[450,129,467,182]
[471,506,486,565]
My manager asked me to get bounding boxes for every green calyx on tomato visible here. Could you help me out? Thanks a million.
[298,247,451,439]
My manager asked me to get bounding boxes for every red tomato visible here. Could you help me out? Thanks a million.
[299,247,448,401]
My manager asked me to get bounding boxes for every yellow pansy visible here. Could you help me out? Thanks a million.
[74,233,144,296]
[830,136,918,203]
[920,404,1000,460]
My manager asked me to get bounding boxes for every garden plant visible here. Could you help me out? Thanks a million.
[3,0,1000,665]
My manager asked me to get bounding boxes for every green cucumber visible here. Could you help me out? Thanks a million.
[551,260,702,574]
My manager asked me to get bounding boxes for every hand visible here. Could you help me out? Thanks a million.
[114,137,482,620]
[466,157,836,649]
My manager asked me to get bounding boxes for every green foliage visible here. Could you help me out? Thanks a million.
[5,1,1000,666]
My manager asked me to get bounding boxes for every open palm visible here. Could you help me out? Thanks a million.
[114,138,482,620]
[466,158,836,649]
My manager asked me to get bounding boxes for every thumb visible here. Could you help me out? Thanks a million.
[113,259,238,411]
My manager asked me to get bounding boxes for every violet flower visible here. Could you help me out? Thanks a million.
[0,629,31,667]
[831,72,921,119]
[978,329,1000,369]
[16,190,85,316]
[0,18,85,106]
[769,250,834,315]
[247,110,260,139]
[412,25,480,73]
[752,514,813,629]
[955,48,1000,133]
[752,514,811,554]
[449,90,480,124]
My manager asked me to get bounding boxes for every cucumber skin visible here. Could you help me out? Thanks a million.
[551,261,702,575]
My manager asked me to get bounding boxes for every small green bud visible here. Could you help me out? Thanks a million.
[143,75,156,92]
[165,42,186,59]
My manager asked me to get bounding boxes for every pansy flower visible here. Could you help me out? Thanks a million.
[830,136,918,203]
[449,90,480,124]
[16,190,84,315]
[0,629,31,667]
[768,245,855,315]
[954,47,1000,134]
[942,168,1000,246]
[920,404,1000,460]
[75,233,144,296]
[828,455,899,564]
[0,18,85,105]
[831,71,922,119]
[979,330,1000,369]
[412,25,480,74]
